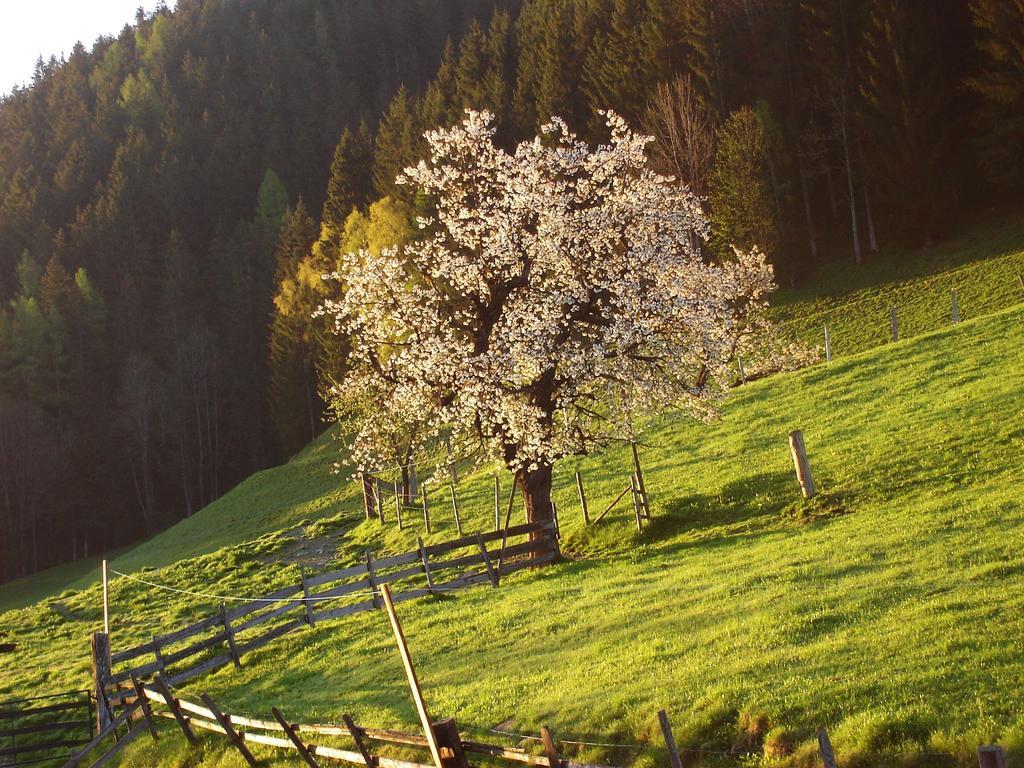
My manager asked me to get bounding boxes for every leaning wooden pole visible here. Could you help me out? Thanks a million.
[379,584,446,768]
[788,429,816,499]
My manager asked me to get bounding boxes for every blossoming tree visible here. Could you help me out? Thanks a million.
[321,110,781,538]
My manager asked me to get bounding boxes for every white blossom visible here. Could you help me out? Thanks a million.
[320,110,787,479]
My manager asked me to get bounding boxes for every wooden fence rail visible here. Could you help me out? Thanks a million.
[71,685,611,768]
[102,522,558,705]
[1,690,94,767]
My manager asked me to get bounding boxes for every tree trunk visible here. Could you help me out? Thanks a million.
[517,465,554,551]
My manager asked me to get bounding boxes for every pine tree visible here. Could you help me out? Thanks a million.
[372,85,421,201]
[708,106,779,260]
[860,0,955,241]
[268,200,322,455]
[966,0,1024,188]
[583,0,650,122]
[322,126,372,233]
[254,168,289,238]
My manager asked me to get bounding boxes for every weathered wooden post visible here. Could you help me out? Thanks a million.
[737,355,747,384]
[824,324,832,362]
[891,305,899,341]
[449,482,463,536]
[952,288,959,325]
[101,559,110,634]
[493,474,501,531]
[978,745,1007,768]
[789,429,816,499]
[630,440,650,517]
[394,480,404,530]
[540,726,561,768]
[575,471,589,524]
[90,632,112,731]
[657,710,683,768]
[432,718,470,768]
[422,483,431,533]
[817,728,837,768]
[361,472,373,519]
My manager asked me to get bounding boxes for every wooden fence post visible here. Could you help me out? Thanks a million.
[449,482,463,536]
[153,674,196,745]
[367,550,381,609]
[737,355,747,384]
[494,474,501,532]
[891,305,899,341]
[630,440,651,518]
[978,745,1007,768]
[129,674,158,741]
[361,473,373,519]
[395,480,404,530]
[540,726,561,768]
[952,288,959,325]
[272,706,320,768]
[817,728,838,768]
[630,475,643,532]
[575,471,589,524]
[91,632,113,732]
[824,324,832,362]
[476,533,499,587]
[418,536,436,595]
[789,429,816,499]
[343,713,375,768]
[200,693,258,767]
[422,482,431,533]
[375,480,385,523]
[300,568,316,627]
[657,710,683,768]
[219,602,242,667]
[432,718,470,768]
[379,584,446,768]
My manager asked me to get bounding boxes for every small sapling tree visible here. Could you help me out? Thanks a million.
[321,110,780,543]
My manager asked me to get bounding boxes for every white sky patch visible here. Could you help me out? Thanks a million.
[0,0,176,97]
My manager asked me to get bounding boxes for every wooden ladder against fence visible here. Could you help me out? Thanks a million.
[99,522,559,710]
[0,690,94,767]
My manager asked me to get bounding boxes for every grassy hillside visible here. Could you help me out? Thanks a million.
[772,207,1024,358]
[2,297,1023,767]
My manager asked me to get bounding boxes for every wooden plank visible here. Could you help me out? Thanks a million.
[343,714,376,768]
[72,720,145,768]
[591,485,632,525]
[303,565,369,590]
[156,629,230,667]
[165,653,234,687]
[461,741,550,766]
[152,675,197,745]
[379,585,445,768]
[359,727,429,747]
[658,710,682,768]
[307,580,371,602]
[575,472,589,525]
[0,718,92,738]
[422,485,431,533]
[153,614,223,648]
[273,706,320,768]
[200,693,258,767]
[165,696,216,722]
[496,551,557,578]
[449,482,463,536]
[314,599,377,623]
[0,700,87,719]
[540,726,561,768]
[373,551,422,570]
[395,481,404,530]
[110,658,163,684]
[233,618,307,657]
[418,537,435,596]
[110,642,156,665]
[129,674,158,741]
[376,565,429,586]
[311,744,434,768]
[63,701,140,767]
[476,534,499,587]
[817,728,837,768]
[630,440,650,518]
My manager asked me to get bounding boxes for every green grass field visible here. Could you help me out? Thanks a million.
[2,214,1024,767]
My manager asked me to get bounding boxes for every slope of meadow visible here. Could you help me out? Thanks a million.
[2,292,1022,766]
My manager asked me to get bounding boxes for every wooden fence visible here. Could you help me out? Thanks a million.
[1,690,94,767]
[102,522,558,706]
[68,681,611,768]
